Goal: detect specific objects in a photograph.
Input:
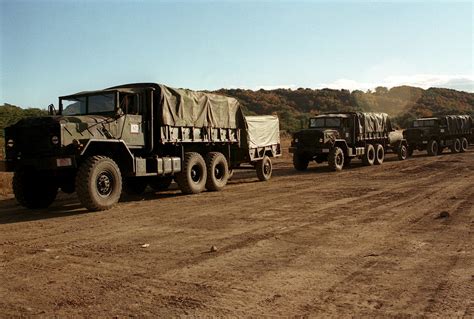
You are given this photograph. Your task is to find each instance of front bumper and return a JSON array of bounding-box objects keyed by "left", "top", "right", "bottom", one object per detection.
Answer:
[
  {"left": 1, "top": 156, "right": 77, "bottom": 171},
  {"left": 289, "top": 145, "right": 330, "bottom": 154}
]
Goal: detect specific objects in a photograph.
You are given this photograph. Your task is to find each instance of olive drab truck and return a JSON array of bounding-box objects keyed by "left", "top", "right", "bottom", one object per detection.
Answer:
[
  {"left": 403, "top": 115, "right": 472, "bottom": 156},
  {"left": 1, "top": 83, "right": 281, "bottom": 211},
  {"left": 289, "top": 112, "right": 408, "bottom": 171}
]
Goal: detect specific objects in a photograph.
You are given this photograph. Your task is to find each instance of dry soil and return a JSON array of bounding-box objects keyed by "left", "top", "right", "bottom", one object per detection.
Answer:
[{"left": 0, "top": 144, "right": 473, "bottom": 317}]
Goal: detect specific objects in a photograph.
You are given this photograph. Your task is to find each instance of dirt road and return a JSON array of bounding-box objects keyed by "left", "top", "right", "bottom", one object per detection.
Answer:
[{"left": 1, "top": 147, "right": 473, "bottom": 317}]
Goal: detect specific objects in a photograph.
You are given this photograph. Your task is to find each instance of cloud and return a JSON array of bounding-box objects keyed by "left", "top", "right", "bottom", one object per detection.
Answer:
[{"left": 319, "top": 74, "right": 474, "bottom": 92}]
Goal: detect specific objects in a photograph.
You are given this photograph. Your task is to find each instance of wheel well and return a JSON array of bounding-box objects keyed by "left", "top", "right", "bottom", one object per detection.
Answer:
[{"left": 81, "top": 141, "right": 134, "bottom": 175}]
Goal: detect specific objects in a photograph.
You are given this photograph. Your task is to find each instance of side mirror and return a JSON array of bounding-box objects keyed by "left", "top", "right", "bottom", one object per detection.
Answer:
[{"left": 48, "top": 104, "right": 56, "bottom": 115}]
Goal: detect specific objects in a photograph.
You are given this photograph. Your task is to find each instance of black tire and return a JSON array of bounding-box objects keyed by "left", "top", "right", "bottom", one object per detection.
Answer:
[
  {"left": 362, "top": 144, "right": 375, "bottom": 166},
  {"left": 451, "top": 138, "right": 461, "bottom": 153},
  {"left": 205, "top": 152, "right": 229, "bottom": 191},
  {"left": 149, "top": 176, "right": 173, "bottom": 191},
  {"left": 176, "top": 152, "right": 207, "bottom": 194},
  {"left": 76, "top": 156, "right": 122, "bottom": 211},
  {"left": 427, "top": 140, "right": 438, "bottom": 156},
  {"left": 374, "top": 144, "right": 384, "bottom": 165},
  {"left": 293, "top": 153, "right": 309, "bottom": 171},
  {"left": 398, "top": 144, "right": 408, "bottom": 161},
  {"left": 328, "top": 147, "right": 344, "bottom": 171},
  {"left": 460, "top": 137, "right": 468, "bottom": 152},
  {"left": 13, "top": 169, "right": 57, "bottom": 209},
  {"left": 123, "top": 177, "right": 148, "bottom": 195},
  {"left": 256, "top": 156, "right": 272, "bottom": 181}
]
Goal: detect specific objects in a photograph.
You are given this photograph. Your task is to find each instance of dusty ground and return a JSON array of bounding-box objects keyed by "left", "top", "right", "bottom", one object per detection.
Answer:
[{"left": 0, "top": 143, "right": 473, "bottom": 317}]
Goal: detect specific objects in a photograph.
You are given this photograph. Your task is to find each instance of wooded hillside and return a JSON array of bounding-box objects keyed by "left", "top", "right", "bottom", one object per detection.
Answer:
[
  {"left": 1, "top": 86, "right": 473, "bottom": 137},
  {"left": 216, "top": 86, "right": 474, "bottom": 131}
]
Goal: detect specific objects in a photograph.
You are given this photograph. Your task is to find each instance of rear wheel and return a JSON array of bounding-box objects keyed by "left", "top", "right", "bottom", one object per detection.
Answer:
[
  {"left": 293, "top": 153, "right": 309, "bottom": 171},
  {"left": 13, "top": 169, "right": 58, "bottom": 209},
  {"left": 328, "top": 147, "right": 344, "bottom": 171},
  {"left": 451, "top": 138, "right": 461, "bottom": 153},
  {"left": 76, "top": 156, "right": 122, "bottom": 211},
  {"left": 149, "top": 176, "right": 173, "bottom": 191},
  {"left": 205, "top": 152, "right": 229, "bottom": 191},
  {"left": 374, "top": 144, "right": 384, "bottom": 165},
  {"left": 460, "top": 137, "right": 468, "bottom": 152},
  {"left": 256, "top": 156, "right": 272, "bottom": 181},
  {"left": 427, "top": 140, "right": 438, "bottom": 156},
  {"left": 362, "top": 144, "right": 375, "bottom": 166},
  {"left": 176, "top": 152, "right": 207, "bottom": 194}
]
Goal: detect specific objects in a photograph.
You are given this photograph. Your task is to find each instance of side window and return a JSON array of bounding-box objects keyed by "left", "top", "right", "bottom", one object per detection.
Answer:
[{"left": 121, "top": 94, "right": 140, "bottom": 115}]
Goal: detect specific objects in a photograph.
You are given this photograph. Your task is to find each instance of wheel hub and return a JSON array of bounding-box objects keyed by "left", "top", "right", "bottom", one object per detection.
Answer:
[
  {"left": 191, "top": 165, "right": 201, "bottom": 183},
  {"left": 97, "top": 172, "right": 113, "bottom": 196}
]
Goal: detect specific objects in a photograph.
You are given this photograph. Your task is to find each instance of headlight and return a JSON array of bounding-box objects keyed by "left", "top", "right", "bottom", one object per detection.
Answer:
[
  {"left": 319, "top": 138, "right": 323, "bottom": 143},
  {"left": 6, "top": 139, "right": 14, "bottom": 147},
  {"left": 294, "top": 138, "right": 299, "bottom": 143},
  {"left": 51, "top": 136, "right": 59, "bottom": 145}
]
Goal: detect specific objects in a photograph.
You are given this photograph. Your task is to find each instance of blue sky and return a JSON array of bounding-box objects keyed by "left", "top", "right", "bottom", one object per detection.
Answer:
[{"left": 1, "top": 0, "right": 473, "bottom": 108}]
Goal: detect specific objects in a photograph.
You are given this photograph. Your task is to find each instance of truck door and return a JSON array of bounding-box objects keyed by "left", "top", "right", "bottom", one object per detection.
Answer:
[{"left": 118, "top": 93, "right": 145, "bottom": 147}]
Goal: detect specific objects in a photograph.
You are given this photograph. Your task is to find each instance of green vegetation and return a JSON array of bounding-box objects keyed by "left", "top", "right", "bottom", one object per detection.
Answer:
[
  {"left": 217, "top": 86, "right": 474, "bottom": 131},
  {"left": 1, "top": 86, "right": 473, "bottom": 135},
  {"left": 0, "top": 104, "right": 48, "bottom": 138}
]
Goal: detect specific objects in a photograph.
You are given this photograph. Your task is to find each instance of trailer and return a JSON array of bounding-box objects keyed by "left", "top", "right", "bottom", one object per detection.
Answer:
[{"left": 1, "top": 83, "right": 281, "bottom": 211}]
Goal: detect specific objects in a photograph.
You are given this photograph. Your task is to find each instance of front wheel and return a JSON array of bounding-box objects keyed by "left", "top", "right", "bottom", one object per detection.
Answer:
[
  {"left": 13, "top": 169, "right": 57, "bottom": 209},
  {"left": 256, "top": 156, "right": 272, "bottom": 181},
  {"left": 398, "top": 144, "right": 408, "bottom": 161},
  {"left": 427, "top": 140, "right": 438, "bottom": 156},
  {"left": 76, "top": 156, "right": 122, "bottom": 211},
  {"left": 293, "top": 153, "right": 309, "bottom": 171},
  {"left": 328, "top": 147, "right": 344, "bottom": 171}
]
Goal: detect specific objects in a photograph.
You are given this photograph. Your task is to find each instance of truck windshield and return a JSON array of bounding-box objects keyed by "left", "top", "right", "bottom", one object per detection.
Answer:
[
  {"left": 413, "top": 120, "right": 436, "bottom": 128},
  {"left": 309, "top": 117, "right": 341, "bottom": 128},
  {"left": 61, "top": 93, "right": 115, "bottom": 115}
]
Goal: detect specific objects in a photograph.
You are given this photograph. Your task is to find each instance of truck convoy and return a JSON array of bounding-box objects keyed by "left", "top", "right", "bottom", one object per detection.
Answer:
[
  {"left": 289, "top": 112, "right": 408, "bottom": 171},
  {"left": 1, "top": 83, "right": 281, "bottom": 211},
  {"left": 403, "top": 115, "right": 472, "bottom": 156}
]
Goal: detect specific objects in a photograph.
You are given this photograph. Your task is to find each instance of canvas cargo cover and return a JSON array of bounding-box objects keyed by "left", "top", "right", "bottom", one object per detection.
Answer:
[
  {"left": 356, "top": 112, "right": 391, "bottom": 134},
  {"left": 159, "top": 85, "right": 243, "bottom": 129},
  {"left": 444, "top": 115, "right": 472, "bottom": 132},
  {"left": 244, "top": 115, "right": 280, "bottom": 149}
]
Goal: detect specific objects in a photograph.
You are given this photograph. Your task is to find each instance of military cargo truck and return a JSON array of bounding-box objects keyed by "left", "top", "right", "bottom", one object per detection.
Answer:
[
  {"left": 403, "top": 115, "right": 472, "bottom": 156},
  {"left": 1, "top": 83, "right": 281, "bottom": 211},
  {"left": 289, "top": 112, "right": 407, "bottom": 171}
]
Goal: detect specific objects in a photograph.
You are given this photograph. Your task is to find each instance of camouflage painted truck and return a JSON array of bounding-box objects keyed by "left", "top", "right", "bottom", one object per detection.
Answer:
[
  {"left": 289, "top": 112, "right": 407, "bottom": 171},
  {"left": 403, "top": 115, "right": 472, "bottom": 156},
  {"left": 1, "top": 83, "right": 281, "bottom": 211}
]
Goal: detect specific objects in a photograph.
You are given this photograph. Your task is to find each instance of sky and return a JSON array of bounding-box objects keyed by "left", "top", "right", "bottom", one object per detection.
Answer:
[{"left": 1, "top": 0, "right": 473, "bottom": 108}]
